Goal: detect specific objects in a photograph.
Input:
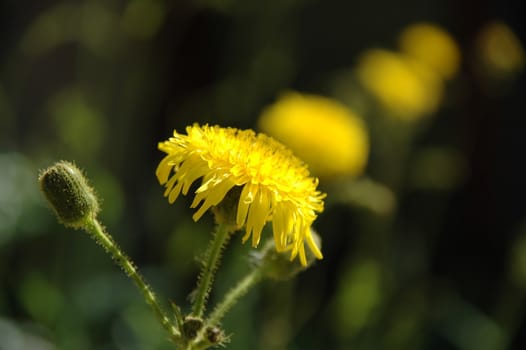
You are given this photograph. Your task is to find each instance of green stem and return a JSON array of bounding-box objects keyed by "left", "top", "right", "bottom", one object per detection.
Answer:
[
  {"left": 207, "top": 268, "right": 263, "bottom": 326},
  {"left": 83, "top": 216, "right": 180, "bottom": 340},
  {"left": 191, "top": 223, "right": 232, "bottom": 318}
]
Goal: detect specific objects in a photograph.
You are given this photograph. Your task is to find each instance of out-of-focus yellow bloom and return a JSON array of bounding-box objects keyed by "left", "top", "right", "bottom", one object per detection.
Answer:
[
  {"left": 398, "top": 22, "right": 461, "bottom": 80},
  {"left": 258, "top": 92, "right": 369, "bottom": 179},
  {"left": 476, "top": 21, "right": 525, "bottom": 78},
  {"left": 156, "top": 124, "right": 325, "bottom": 266},
  {"left": 356, "top": 49, "right": 444, "bottom": 120}
]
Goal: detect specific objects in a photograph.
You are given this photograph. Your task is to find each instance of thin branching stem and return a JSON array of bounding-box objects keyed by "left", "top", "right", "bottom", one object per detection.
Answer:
[
  {"left": 206, "top": 268, "right": 263, "bottom": 327},
  {"left": 191, "top": 223, "right": 233, "bottom": 318},
  {"left": 84, "top": 216, "right": 180, "bottom": 341}
]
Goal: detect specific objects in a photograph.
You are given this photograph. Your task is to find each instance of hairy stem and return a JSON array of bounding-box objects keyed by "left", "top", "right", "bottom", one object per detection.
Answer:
[
  {"left": 191, "top": 223, "right": 232, "bottom": 318},
  {"left": 84, "top": 216, "right": 180, "bottom": 340},
  {"left": 207, "top": 268, "right": 263, "bottom": 327}
]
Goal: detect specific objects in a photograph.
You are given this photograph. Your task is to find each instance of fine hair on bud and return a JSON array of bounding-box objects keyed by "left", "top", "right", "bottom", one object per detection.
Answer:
[{"left": 39, "top": 161, "right": 100, "bottom": 229}]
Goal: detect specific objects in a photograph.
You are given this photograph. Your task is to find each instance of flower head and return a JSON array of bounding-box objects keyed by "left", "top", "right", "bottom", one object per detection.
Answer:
[
  {"left": 258, "top": 92, "right": 369, "bottom": 179},
  {"left": 156, "top": 124, "right": 326, "bottom": 266},
  {"left": 398, "top": 22, "right": 461, "bottom": 80},
  {"left": 476, "top": 21, "right": 525, "bottom": 79},
  {"left": 356, "top": 48, "right": 443, "bottom": 120}
]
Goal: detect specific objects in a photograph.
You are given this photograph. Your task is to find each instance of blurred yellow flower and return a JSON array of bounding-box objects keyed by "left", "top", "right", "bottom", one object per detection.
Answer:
[
  {"left": 156, "top": 124, "right": 325, "bottom": 266},
  {"left": 356, "top": 49, "right": 444, "bottom": 120},
  {"left": 398, "top": 22, "right": 461, "bottom": 80},
  {"left": 258, "top": 92, "right": 369, "bottom": 178},
  {"left": 476, "top": 21, "right": 525, "bottom": 78}
]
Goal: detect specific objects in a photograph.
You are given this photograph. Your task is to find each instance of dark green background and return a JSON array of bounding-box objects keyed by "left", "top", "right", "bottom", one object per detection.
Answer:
[{"left": 1, "top": 0, "right": 525, "bottom": 349}]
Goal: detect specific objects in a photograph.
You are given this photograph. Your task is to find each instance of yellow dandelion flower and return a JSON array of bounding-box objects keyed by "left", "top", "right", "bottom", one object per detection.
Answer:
[
  {"left": 476, "top": 21, "right": 525, "bottom": 78},
  {"left": 156, "top": 124, "right": 326, "bottom": 266},
  {"left": 356, "top": 48, "right": 444, "bottom": 120},
  {"left": 398, "top": 22, "right": 461, "bottom": 80},
  {"left": 258, "top": 92, "right": 369, "bottom": 179}
]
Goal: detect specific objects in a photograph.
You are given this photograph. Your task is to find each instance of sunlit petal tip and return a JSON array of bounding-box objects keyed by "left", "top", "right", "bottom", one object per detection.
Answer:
[
  {"left": 162, "top": 175, "right": 176, "bottom": 193},
  {"left": 241, "top": 230, "right": 251, "bottom": 244},
  {"left": 190, "top": 193, "right": 204, "bottom": 209},
  {"left": 272, "top": 226, "right": 286, "bottom": 252},
  {"left": 251, "top": 229, "right": 262, "bottom": 247},
  {"left": 156, "top": 159, "right": 171, "bottom": 184},
  {"left": 298, "top": 246, "right": 308, "bottom": 267},
  {"left": 289, "top": 248, "right": 299, "bottom": 262},
  {"left": 167, "top": 189, "right": 180, "bottom": 204},
  {"left": 236, "top": 201, "right": 250, "bottom": 227},
  {"left": 304, "top": 229, "right": 322, "bottom": 258},
  {"left": 192, "top": 203, "right": 210, "bottom": 222}
]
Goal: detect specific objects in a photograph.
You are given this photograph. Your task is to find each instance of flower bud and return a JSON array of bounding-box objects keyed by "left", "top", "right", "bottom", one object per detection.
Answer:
[
  {"left": 205, "top": 326, "right": 225, "bottom": 345},
  {"left": 39, "top": 161, "right": 99, "bottom": 228},
  {"left": 210, "top": 186, "right": 242, "bottom": 228},
  {"left": 182, "top": 316, "right": 203, "bottom": 339},
  {"left": 254, "top": 229, "right": 322, "bottom": 280}
]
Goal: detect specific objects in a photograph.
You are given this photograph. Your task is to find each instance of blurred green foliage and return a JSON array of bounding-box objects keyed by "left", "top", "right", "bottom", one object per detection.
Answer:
[{"left": 1, "top": 0, "right": 525, "bottom": 349}]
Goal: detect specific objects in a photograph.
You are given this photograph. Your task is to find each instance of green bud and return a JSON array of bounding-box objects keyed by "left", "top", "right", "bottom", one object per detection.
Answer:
[
  {"left": 182, "top": 316, "right": 203, "bottom": 339},
  {"left": 39, "top": 161, "right": 99, "bottom": 229},
  {"left": 255, "top": 229, "right": 322, "bottom": 281},
  {"left": 203, "top": 325, "right": 229, "bottom": 346},
  {"left": 211, "top": 185, "right": 242, "bottom": 228},
  {"left": 205, "top": 326, "right": 224, "bottom": 344}
]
